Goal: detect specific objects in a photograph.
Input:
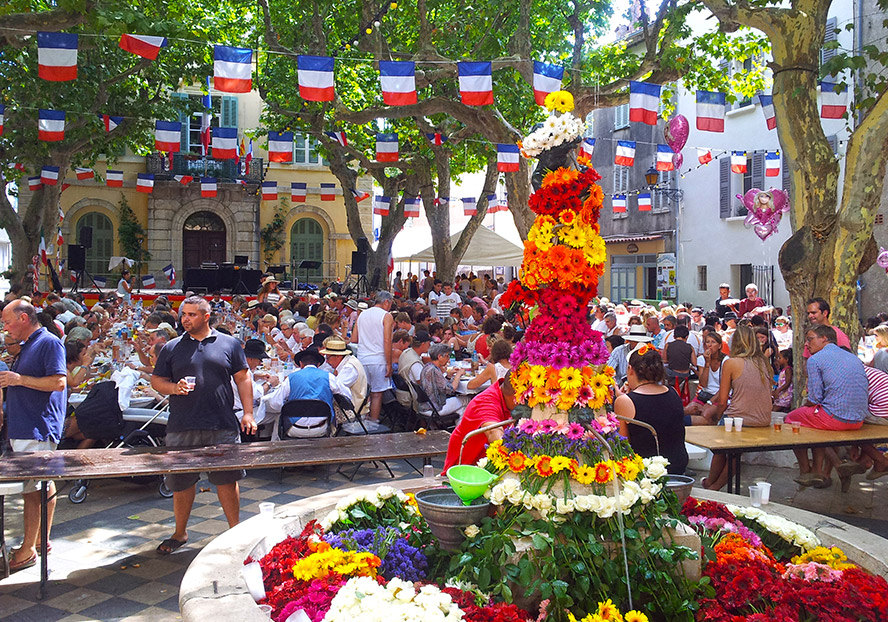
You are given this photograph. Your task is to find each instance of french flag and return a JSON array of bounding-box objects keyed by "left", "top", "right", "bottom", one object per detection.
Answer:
[
  {"left": 425, "top": 132, "right": 447, "bottom": 145},
  {"left": 629, "top": 81, "right": 660, "bottom": 125},
  {"left": 656, "top": 144, "right": 674, "bottom": 171},
  {"left": 373, "top": 196, "right": 391, "bottom": 216},
  {"left": 697, "top": 147, "right": 713, "bottom": 165},
  {"left": 765, "top": 152, "right": 780, "bottom": 177},
  {"left": 696, "top": 91, "right": 726, "bottom": 132},
  {"left": 291, "top": 182, "right": 307, "bottom": 202},
  {"left": 154, "top": 121, "right": 181, "bottom": 152},
  {"left": 40, "top": 166, "right": 60, "bottom": 186},
  {"left": 28, "top": 177, "right": 43, "bottom": 191},
  {"left": 820, "top": 81, "right": 848, "bottom": 118},
  {"left": 487, "top": 194, "right": 501, "bottom": 212},
  {"left": 38, "top": 109, "right": 66, "bottom": 141},
  {"left": 758, "top": 94, "right": 776, "bottom": 130},
  {"left": 376, "top": 133, "right": 399, "bottom": 162},
  {"left": 404, "top": 197, "right": 421, "bottom": 218},
  {"left": 106, "top": 170, "right": 124, "bottom": 187},
  {"left": 350, "top": 188, "right": 370, "bottom": 202},
  {"left": 75, "top": 167, "right": 94, "bottom": 180},
  {"left": 320, "top": 183, "right": 336, "bottom": 201},
  {"left": 93, "top": 276, "right": 108, "bottom": 288},
  {"left": 268, "top": 131, "right": 293, "bottom": 162},
  {"left": 497, "top": 144, "right": 520, "bottom": 172},
  {"left": 614, "top": 140, "right": 636, "bottom": 167},
  {"left": 637, "top": 192, "right": 652, "bottom": 212},
  {"left": 0, "top": 104, "right": 3, "bottom": 136},
  {"left": 201, "top": 177, "right": 217, "bottom": 198},
  {"left": 261, "top": 181, "right": 278, "bottom": 201},
  {"left": 136, "top": 173, "right": 154, "bottom": 193},
  {"left": 212, "top": 127, "right": 238, "bottom": 159},
  {"left": 174, "top": 175, "right": 193, "bottom": 185},
  {"left": 613, "top": 195, "right": 627, "bottom": 213},
  {"left": 325, "top": 131, "right": 347, "bottom": 146},
  {"left": 532, "top": 61, "right": 563, "bottom": 106},
  {"left": 141, "top": 274, "right": 156, "bottom": 289},
  {"left": 214, "top": 45, "right": 252, "bottom": 93},
  {"left": 119, "top": 34, "right": 168, "bottom": 60},
  {"left": 435, "top": 197, "right": 449, "bottom": 207},
  {"left": 379, "top": 60, "right": 417, "bottom": 106},
  {"left": 462, "top": 197, "right": 477, "bottom": 215},
  {"left": 163, "top": 263, "right": 176, "bottom": 286},
  {"left": 580, "top": 137, "right": 595, "bottom": 158},
  {"left": 458, "top": 62, "right": 493, "bottom": 106},
  {"left": 731, "top": 151, "right": 747, "bottom": 174},
  {"left": 102, "top": 114, "right": 122, "bottom": 132},
  {"left": 37, "top": 32, "right": 78, "bottom": 81},
  {"left": 298, "top": 55, "right": 335, "bottom": 101}
]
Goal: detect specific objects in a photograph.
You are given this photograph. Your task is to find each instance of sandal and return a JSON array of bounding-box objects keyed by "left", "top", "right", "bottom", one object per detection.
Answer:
[
  {"left": 156, "top": 537, "right": 188, "bottom": 555},
  {"left": 8, "top": 552, "right": 37, "bottom": 573},
  {"left": 812, "top": 476, "right": 832, "bottom": 489}
]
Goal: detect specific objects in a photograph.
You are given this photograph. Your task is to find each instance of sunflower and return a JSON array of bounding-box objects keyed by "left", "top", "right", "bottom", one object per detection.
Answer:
[
  {"left": 593, "top": 461, "right": 614, "bottom": 484},
  {"left": 534, "top": 455, "right": 555, "bottom": 477},
  {"left": 558, "top": 367, "right": 583, "bottom": 390},
  {"left": 507, "top": 451, "right": 529, "bottom": 473},
  {"left": 544, "top": 90, "right": 575, "bottom": 113},
  {"left": 574, "top": 463, "right": 595, "bottom": 485}
]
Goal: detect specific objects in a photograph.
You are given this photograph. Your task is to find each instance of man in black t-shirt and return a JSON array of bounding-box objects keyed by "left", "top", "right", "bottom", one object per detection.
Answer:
[
  {"left": 151, "top": 296, "right": 255, "bottom": 555},
  {"left": 665, "top": 326, "right": 695, "bottom": 379}
]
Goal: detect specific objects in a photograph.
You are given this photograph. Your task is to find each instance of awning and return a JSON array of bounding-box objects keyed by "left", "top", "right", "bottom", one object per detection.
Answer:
[
  {"left": 394, "top": 225, "right": 525, "bottom": 266},
  {"left": 601, "top": 234, "right": 663, "bottom": 244}
]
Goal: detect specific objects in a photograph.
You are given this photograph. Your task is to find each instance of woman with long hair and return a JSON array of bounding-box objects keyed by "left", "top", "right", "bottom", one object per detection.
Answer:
[
  {"left": 257, "top": 278, "right": 282, "bottom": 306},
  {"left": 685, "top": 331, "right": 727, "bottom": 423},
  {"left": 467, "top": 338, "right": 513, "bottom": 391},
  {"left": 703, "top": 324, "right": 774, "bottom": 489}
]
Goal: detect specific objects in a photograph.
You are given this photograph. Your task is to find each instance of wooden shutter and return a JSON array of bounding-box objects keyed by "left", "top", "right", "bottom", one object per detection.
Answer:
[
  {"left": 719, "top": 156, "right": 731, "bottom": 218},
  {"left": 171, "top": 93, "right": 190, "bottom": 153},
  {"left": 827, "top": 134, "right": 838, "bottom": 157},
  {"left": 221, "top": 96, "right": 238, "bottom": 129},
  {"left": 821, "top": 17, "right": 838, "bottom": 70},
  {"left": 782, "top": 154, "right": 791, "bottom": 192},
  {"left": 751, "top": 151, "right": 764, "bottom": 189}
]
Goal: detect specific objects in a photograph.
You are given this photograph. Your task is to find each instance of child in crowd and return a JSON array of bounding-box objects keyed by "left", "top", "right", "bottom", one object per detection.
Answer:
[
  {"left": 772, "top": 348, "right": 793, "bottom": 412},
  {"left": 664, "top": 325, "right": 695, "bottom": 379}
]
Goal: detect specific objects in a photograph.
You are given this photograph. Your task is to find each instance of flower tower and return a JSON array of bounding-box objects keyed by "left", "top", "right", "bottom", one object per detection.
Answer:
[{"left": 504, "top": 91, "right": 615, "bottom": 425}]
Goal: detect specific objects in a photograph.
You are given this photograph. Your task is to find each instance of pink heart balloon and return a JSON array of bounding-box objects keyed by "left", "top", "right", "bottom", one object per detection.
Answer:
[
  {"left": 744, "top": 211, "right": 759, "bottom": 228},
  {"left": 739, "top": 188, "right": 762, "bottom": 213},
  {"left": 754, "top": 223, "right": 774, "bottom": 241},
  {"left": 664, "top": 115, "right": 689, "bottom": 152},
  {"left": 878, "top": 247, "right": 888, "bottom": 269},
  {"left": 770, "top": 189, "right": 788, "bottom": 213},
  {"left": 672, "top": 151, "right": 683, "bottom": 170}
]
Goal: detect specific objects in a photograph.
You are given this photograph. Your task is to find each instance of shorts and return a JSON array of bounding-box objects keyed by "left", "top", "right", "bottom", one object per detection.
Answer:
[
  {"left": 10, "top": 439, "right": 58, "bottom": 494},
  {"left": 785, "top": 405, "right": 864, "bottom": 431},
  {"left": 163, "top": 429, "right": 245, "bottom": 492},
  {"left": 693, "top": 389, "right": 716, "bottom": 405},
  {"left": 363, "top": 363, "right": 392, "bottom": 393}
]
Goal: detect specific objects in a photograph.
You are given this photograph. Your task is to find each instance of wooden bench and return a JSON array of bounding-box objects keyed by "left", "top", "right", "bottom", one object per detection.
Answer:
[
  {"left": 685, "top": 423, "right": 888, "bottom": 494},
  {"left": 0, "top": 431, "right": 450, "bottom": 598}
]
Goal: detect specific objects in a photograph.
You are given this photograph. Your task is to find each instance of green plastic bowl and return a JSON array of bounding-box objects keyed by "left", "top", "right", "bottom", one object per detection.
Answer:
[{"left": 446, "top": 465, "right": 496, "bottom": 506}]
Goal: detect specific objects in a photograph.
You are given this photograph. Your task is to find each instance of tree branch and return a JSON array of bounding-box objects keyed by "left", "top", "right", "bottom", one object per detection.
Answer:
[{"left": 0, "top": 2, "right": 94, "bottom": 46}]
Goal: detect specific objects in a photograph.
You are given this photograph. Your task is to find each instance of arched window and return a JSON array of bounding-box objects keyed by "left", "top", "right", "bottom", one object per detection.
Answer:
[
  {"left": 183, "top": 211, "right": 226, "bottom": 268},
  {"left": 290, "top": 218, "right": 323, "bottom": 281},
  {"left": 75, "top": 212, "right": 114, "bottom": 279}
]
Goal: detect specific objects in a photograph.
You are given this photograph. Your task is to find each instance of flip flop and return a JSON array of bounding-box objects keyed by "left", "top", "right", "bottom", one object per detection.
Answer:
[
  {"left": 156, "top": 537, "right": 187, "bottom": 555},
  {"left": 866, "top": 468, "right": 888, "bottom": 481},
  {"left": 8, "top": 552, "right": 37, "bottom": 573},
  {"left": 36, "top": 540, "right": 52, "bottom": 555},
  {"left": 812, "top": 476, "right": 832, "bottom": 489}
]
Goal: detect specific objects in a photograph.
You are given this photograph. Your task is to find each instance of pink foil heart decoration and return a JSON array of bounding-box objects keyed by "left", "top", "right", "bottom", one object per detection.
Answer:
[{"left": 664, "top": 115, "right": 689, "bottom": 152}]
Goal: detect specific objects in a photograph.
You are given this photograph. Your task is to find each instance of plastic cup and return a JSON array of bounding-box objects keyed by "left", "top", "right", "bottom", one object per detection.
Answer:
[
  {"left": 756, "top": 481, "right": 771, "bottom": 504},
  {"left": 772, "top": 414, "right": 784, "bottom": 431},
  {"left": 749, "top": 484, "right": 762, "bottom": 507},
  {"left": 792, "top": 422, "right": 801, "bottom": 434},
  {"left": 184, "top": 375, "right": 196, "bottom": 391},
  {"left": 257, "top": 604, "right": 273, "bottom": 619},
  {"left": 241, "top": 561, "right": 267, "bottom": 601},
  {"left": 734, "top": 417, "right": 744, "bottom": 431},
  {"left": 723, "top": 417, "right": 734, "bottom": 432},
  {"left": 258, "top": 502, "right": 275, "bottom": 520}
]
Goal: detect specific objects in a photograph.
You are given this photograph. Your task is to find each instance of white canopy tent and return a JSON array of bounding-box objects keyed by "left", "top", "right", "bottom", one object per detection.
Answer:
[{"left": 394, "top": 226, "right": 525, "bottom": 266}]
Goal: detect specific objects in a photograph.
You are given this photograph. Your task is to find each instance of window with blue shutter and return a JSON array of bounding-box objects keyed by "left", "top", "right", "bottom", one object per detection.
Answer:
[
  {"left": 719, "top": 157, "right": 731, "bottom": 218},
  {"left": 171, "top": 92, "right": 191, "bottom": 153},
  {"left": 221, "top": 96, "right": 238, "bottom": 129}
]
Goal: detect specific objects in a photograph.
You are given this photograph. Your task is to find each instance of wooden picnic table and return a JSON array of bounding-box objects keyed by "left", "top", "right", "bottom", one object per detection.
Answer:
[
  {"left": 0, "top": 431, "right": 450, "bottom": 598},
  {"left": 685, "top": 423, "right": 888, "bottom": 494}
]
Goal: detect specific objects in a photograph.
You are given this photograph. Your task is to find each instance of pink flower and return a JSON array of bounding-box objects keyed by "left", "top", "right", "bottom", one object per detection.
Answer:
[
  {"left": 519, "top": 419, "right": 539, "bottom": 435},
  {"left": 566, "top": 423, "right": 586, "bottom": 440},
  {"left": 538, "top": 419, "right": 559, "bottom": 434}
]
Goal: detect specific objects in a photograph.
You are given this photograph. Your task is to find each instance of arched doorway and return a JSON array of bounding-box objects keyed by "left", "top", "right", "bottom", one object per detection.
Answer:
[
  {"left": 290, "top": 218, "right": 324, "bottom": 281},
  {"left": 75, "top": 212, "right": 113, "bottom": 279},
  {"left": 183, "top": 211, "right": 226, "bottom": 269}
]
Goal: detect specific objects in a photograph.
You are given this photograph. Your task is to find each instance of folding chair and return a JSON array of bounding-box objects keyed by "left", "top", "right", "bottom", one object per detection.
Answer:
[
  {"left": 391, "top": 374, "right": 420, "bottom": 431},
  {"left": 334, "top": 394, "right": 394, "bottom": 480},
  {"left": 278, "top": 399, "right": 333, "bottom": 439},
  {"left": 410, "top": 380, "right": 459, "bottom": 431}
]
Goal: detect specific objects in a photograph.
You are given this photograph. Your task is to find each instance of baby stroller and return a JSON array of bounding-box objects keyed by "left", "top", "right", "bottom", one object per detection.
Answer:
[{"left": 63, "top": 381, "right": 171, "bottom": 504}]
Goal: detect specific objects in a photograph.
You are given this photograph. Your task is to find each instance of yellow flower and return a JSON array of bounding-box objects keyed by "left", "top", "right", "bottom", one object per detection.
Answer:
[
  {"left": 583, "top": 234, "right": 607, "bottom": 266},
  {"left": 616, "top": 457, "right": 640, "bottom": 481},
  {"left": 574, "top": 463, "right": 595, "bottom": 485},
  {"left": 550, "top": 456, "right": 572, "bottom": 474},
  {"left": 556, "top": 387, "right": 579, "bottom": 410},
  {"left": 558, "top": 367, "right": 583, "bottom": 390},
  {"left": 529, "top": 365, "right": 548, "bottom": 388},
  {"left": 624, "top": 612, "right": 649, "bottom": 622},
  {"left": 597, "top": 599, "right": 623, "bottom": 622},
  {"left": 587, "top": 392, "right": 607, "bottom": 410},
  {"left": 593, "top": 461, "right": 614, "bottom": 484},
  {"left": 558, "top": 224, "right": 587, "bottom": 248},
  {"left": 544, "top": 90, "right": 575, "bottom": 113}
]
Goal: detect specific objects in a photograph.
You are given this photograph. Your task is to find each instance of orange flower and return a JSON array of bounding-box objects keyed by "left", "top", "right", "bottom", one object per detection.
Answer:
[
  {"left": 593, "top": 461, "right": 614, "bottom": 484},
  {"left": 576, "top": 154, "right": 592, "bottom": 167},
  {"left": 559, "top": 209, "right": 577, "bottom": 226},
  {"left": 507, "top": 451, "right": 528, "bottom": 473},
  {"left": 534, "top": 455, "right": 555, "bottom": 477}
]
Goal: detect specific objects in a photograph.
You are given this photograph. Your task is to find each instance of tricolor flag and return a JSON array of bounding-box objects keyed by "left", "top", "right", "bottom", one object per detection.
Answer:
[
  {"left": 174, "top": 175, "right": 193, "bottom": 185},
  {"left": 41, "top": 166, "right": 60, "bottom": 185},
  {"left": 261, "top": 181, "right": 278, "bottom": 201},
  {"left": 298, "top": 55, "right": 335, "bottom": 101},
  {"left": 614, "top": 140, "right": 636, "bottom": 167},
  {"left": 28, "top": 176, "right": 43, "bottom": 191},
  {"left": 457, "top": 61, "right": 493, "bottom": 106},
  {"left": 37, "top": 32, "right": 78, "bottom": 81},
  {"left": 404, "top": 197, "right": 421, "bottom": 218},
  {"left": 267, "top": 131, "right": 294, "bottom": 162},
  {"left": 136, "top": 173, "right": 154, "bottom": 193},
  {"left": 59, "top": 205, "right": 65, "bottom": 222},
  {"left": 38, "top": 109, "right": 66, "bottom": 141},
  {"left": 106, "top": 170, "right": 123, "bottom": 187},
  {"left": 765, "top": 151, "right": 780, "bottom": 177},
  {"left": 379, "top": 60, "right": 417, "bottom": 106},
  {"left": 697, "top": 147, "right": 713, "bottom": 165},
  {"left": 14, "top": 163, "right": 25, "bottom": 171},
  {"left": 291, "top": 182, "right": 307, "bottom": 202},
  {"left": 61, "top": 183, "right": 71, "bottom": 192},
  {"left": 57, "top": 228, "right": 64, "bottom": 246},
  {"left": 656, "top": 144, "right": 675, "bottom": 171},
  {"left": 820, "top": 81, "right": 848, "bottom": 119},
  {"left": 637, "top": 193, "right": 652, "bottom": 212},
  {"left": 436, "top": 197, "right": 450, "bottom": 207},
  {"left": 200, "top": 77, "right": 212, "bottom": 156},
  {"left": 462, "top": 197, "right": 477, "bottom": 215},
  {"left": 201, "top": 178, "right": 217, "bottom": 197},
  {"left": 376, "top": 133, "right": 399, "bottom": 162},
  {"left": 141, "top": 274, "right": 156, "bottom": 289},
  {"left": 163, "top": 263, "right": 176, "bottom": 286},
  {"left": 580, "top": 137, "right": 595, "bottom": 159},
  {"left": 154, "top": 121, "right": 182, "bottom": 152},
  {"left": 613, "top": 195, "right": 627, "bottom": 213},
  {"left": 325, "top": 131, "right": 347, "bottom": 146},
  {"left": 119, "top": 33, "right": 168, "bottom": 60},
  {"left": 497, "top": 144, "right": 520, "bottom": 172},
  {"left": 349, "top": 188, "right": 370, "bottom": 202},
  {"left": 425, "top": 132, "right": 447, "bottom": 145},
  {"left": 696, "top": 91, "right": 726, "bottom": 132},
  {"left": 320, "top": 183, "right": 336, "bottom": 201},
  {"left": 731, "top": 151, "right": 747, "bottom": 174},
  {"left": 758, "top": 94, "right": 776, "bottom": 130},
  {"left": 214, "top": 45, "right": 252, "bottom": 93},
  {"left": 75, "top": 167, "right": 94, "bottom": 180},
  {"left": 93, "top": 275, "right": 108, "bottom": 288},
  {"left": 532, "top": 61, "right": 563, "bottom": 106},
  {"left": 212, "top": 126, "right": 238, "bottom": 159},
  {"left": 629, "top": 81, "right": 661, "bottom": 125},
  {"left": 486, "top": 194, "right": 500, "bottom": 212},
  {"left": 102, "top": 114, "right": 122, "bottom": 133},
  {"left": 39, "top": 232, "right": 48, "bottom": 265},
  {"left": 0, "top": 104, "right": 4, "bottom": 136},
  {"left": 373, "top": 196, "right": 391, "bottom": 216},
  {"left": 243, "top": 138, "right": 253, "bottom": 166}
]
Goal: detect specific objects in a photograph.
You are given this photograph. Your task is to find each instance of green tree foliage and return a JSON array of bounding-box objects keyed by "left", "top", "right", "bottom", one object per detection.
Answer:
[{"left": 117, "top": 195, "right": 150, "bottom": 263}]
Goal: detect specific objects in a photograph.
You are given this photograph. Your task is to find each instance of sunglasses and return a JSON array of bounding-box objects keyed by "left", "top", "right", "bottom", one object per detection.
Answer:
[{"left": 775, "top": 322, "right": 786, "bottom": 326}]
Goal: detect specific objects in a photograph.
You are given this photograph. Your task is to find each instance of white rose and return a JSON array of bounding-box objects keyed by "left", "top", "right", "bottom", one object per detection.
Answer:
[
  {"left": 375, "top": 485, "right": 397, "bottom": 500},
  {"left": 597, "top": 497, "right": 617, "bottom": 519},
  {"left": 556, "top": 498, "right": 575, "bottom": 515},
  {"left": 573, "top": 494, "right": 593, "bottom": 512},
  {"left": 500, "top": 477, "right": 521, "bottom": 496},
  {"left": 475, "top": 457, "right": 488, "bottom": 468},
  {"left": 532, "top": 493, "right": 553, "bottom": 516},
  {"left": 321, "top": 509, "right": 340, "bottom": 529},
  {"left": 464, "top": 524, "right": 480, "bottom": 538},
  {"left": 489, "top": 485, "right": 507, "bottom": 506}
]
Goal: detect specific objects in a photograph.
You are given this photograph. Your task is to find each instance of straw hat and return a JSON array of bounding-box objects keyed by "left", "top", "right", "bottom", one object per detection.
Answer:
[{"left": 319, "top": 339, "right": 351, "bottom": 356}]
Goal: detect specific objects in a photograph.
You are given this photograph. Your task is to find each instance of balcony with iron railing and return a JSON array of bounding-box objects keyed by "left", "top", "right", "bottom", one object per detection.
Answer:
[{"left": 146, "top": 154, "right": 264, "bottom": 181}]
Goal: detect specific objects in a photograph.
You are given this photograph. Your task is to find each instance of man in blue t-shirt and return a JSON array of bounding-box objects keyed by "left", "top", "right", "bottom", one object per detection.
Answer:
[{"left": 0, "top": 300, "right": 67, "bottom": 573}]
